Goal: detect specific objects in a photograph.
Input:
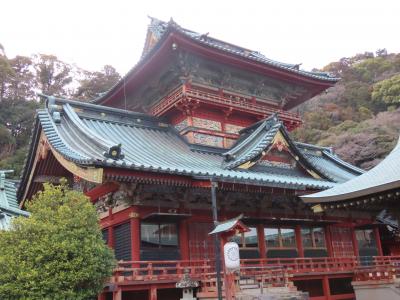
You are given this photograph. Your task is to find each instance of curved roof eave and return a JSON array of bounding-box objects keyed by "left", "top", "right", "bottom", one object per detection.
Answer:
[{"left": 302, "top": 139, "right": 400, "bottom": 203}]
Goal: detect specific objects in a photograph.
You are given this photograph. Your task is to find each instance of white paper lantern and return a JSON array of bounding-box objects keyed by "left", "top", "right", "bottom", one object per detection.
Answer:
[{"left": 224, "top": 242, "right": 240, "bottom": 270}]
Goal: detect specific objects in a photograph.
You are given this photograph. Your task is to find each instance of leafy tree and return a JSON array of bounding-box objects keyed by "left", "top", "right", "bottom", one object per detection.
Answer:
[
  {"left": 75, "top": 65, "right": 121, "bottom": 100},
  {"left": 33, "top": 54, "right": 73, "bottom": 97},
  {"left": 372, "top": 74, "right": 400, "bottom": 105},
  {"left": 0, "top": 51, "right": 14, "bottom": 101},
  {"left": 8, "top": 55, "right": 35, "bottom": 100},
  {"left": 0, "top": 182, "right": 115, "bottom": 300}
]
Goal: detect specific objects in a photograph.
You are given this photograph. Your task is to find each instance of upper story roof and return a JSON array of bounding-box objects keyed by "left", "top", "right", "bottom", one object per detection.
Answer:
[
  {"left": 142, "top": 17, "right": 338, "bottom": 82},
  {"left": 18, "top": 96, "right": 363, "bottom": 202},
  {"left": 0, "top": 171, "right": 29, "bottom": 217},
  {"left": 93, "top": 18, "right": 339, "bottom": 108},
  {"left": 302, "top": 138, "right": 400, "bottom": 204}
]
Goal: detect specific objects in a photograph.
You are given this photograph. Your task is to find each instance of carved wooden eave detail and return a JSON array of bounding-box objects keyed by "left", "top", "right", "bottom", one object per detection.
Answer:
[
  {"left": 22, "top": 132, "right": 104, "bottom": 205},
  {"left": 50, "top": 146, "right": 103, "bottom": 184}
]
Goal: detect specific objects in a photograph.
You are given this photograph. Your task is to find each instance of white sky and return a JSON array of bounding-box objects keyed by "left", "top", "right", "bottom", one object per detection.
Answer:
[{"left": 1, "top": 0, "right": 399, "bottom": 75}]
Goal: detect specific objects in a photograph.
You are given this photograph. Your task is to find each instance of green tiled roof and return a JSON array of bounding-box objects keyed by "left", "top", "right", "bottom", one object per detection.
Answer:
[
  {"left": 0, "top": 171, "right": 29, "bottom": 217},
  {"left": 302, "top": 138, "right": 400, "bottom": 204},
  {"left": 19, "top": 97, "right": 363, "bottom": 201}
]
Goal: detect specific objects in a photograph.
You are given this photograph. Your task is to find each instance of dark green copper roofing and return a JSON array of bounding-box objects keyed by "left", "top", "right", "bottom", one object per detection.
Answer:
[
  {"left": 222, "top": 114, "right": 362, "bottom": 181},
  {"left": 302, "top": 138, "right": 400, "bottom": 204},
  {"left": 0, "top": 171, "right": 29, "bottom": 217},
  {"left": 18, "top": 97, "right": 363, "bottom": 202},
  {"left": 92, "top": 18, "right": 339, "bottom": 105}
]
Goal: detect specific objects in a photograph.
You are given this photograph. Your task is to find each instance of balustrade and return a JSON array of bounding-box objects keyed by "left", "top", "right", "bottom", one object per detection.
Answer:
[
  {"left": 150, "top": 86, "right": 302, "bottom": 125},
  {"left": 112, "top": 256, "right": 400, "bottom": 284}
]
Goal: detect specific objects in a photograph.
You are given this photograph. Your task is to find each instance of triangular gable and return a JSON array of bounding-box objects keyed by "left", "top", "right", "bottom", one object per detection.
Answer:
[
  {"left": 142, "top": 17, "right": 169, "bottom": 57},
  {"left": 222, "top": 115, "right": 325, "bottom": 180}
]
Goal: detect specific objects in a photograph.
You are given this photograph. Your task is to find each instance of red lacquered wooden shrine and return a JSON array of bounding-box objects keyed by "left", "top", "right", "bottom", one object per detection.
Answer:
[{"left": 18, "top": 18, "right": 400, "bottom": 300}]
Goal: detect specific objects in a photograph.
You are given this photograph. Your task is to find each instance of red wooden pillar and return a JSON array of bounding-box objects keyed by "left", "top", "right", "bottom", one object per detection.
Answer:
[
  {"left": 113, "top": 288, "right": 122, "bottom": 300},
  {"left": 98, "top": 292, "right": 106, "bottom": 300},
  {"left": 179, "top": 219, "right": 190, "bottom": 260},
  {"left": 325, "top": 226, "right": 334, "bottom": 257},
  {"left": 149, "top": 286, "right": 157, "bottom": 300},
  {"left": 257, "top": 224, "right": 266, "bottom": 259},
  {"left": 374, "top": 227, "right": 383, "bottom": 256},
  {"left": 130, "top": 206, "right": 140, "bottom": 261},
  {"left": 220, "top": 234, "right": 235, "bottom": 300},
  {"left": 108, "top": 227, "right": 114, "bottom": 249},
  {"left": 108, "top": 208, "right": 115, "bottom": 248},
  {"left": 322, "top": 275, "right": 331, "bottom": 300},
  {"left": 351, "top": 228, "right": 360, "bottom": 258},
  {"left": 295, "top": 225, "right": 304, "bottom": 258}
]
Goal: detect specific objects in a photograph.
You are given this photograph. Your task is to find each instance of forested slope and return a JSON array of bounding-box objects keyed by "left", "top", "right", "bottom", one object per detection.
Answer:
[
  {"left": 0, "top": 44, "right": 120, "bottom": 177},
  {"left": 293, "top": 49, "right": 400, "bottom": 169}
]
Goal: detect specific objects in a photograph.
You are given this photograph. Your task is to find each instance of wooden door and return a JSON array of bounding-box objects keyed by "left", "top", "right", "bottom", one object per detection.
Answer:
[
  {"left": 188, "top": 222, "right": 215, "bottom": 260},
  {"left": 330, "top": 227, "right": 354, "bottom": 257}
]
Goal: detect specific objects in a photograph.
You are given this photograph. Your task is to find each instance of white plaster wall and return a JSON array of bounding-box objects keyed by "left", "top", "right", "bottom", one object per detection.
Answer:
[{"left": 353, "top": 280, "right": 400, "bottom": 300}]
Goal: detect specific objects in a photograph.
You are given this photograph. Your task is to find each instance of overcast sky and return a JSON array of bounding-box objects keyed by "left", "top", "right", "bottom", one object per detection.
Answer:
[{"left": 1, "top": 0, "right": 399, "bottom": 75}]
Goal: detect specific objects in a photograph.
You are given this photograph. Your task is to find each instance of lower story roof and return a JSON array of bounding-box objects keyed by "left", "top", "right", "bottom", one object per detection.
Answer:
[{"left": 19, "top": 98, "right": 363, "bottom": 201}]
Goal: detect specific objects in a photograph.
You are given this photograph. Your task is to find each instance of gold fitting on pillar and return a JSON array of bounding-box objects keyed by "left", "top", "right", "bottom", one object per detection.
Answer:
[{"left": 129, "top": 212, "right": 140, "bottom": 219}]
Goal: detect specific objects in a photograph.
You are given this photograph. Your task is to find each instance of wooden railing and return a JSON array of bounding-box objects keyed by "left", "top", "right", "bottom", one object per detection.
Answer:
[
  {"left": 112, "top": 260, "right": 215, "bottom": 283},
  {"left": 111, "top": 256, "right": 400, "bottom": 284},
  {"left": 354, "top": 266, "right": 397, "bottom": 282},
  {"left": 149, "top": 85, "right": 302, "bottom": 126},
  {"left": 239, "top": 256, "right": 359, "bottom": 274}
]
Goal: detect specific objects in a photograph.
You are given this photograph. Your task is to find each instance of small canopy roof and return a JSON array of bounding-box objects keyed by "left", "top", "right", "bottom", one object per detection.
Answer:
[
  {"left": 209, "top": 215, "right": 250, "bottom": 235},
  {"left": 302, "top": 138, "right": 400, "bottom": 204}
]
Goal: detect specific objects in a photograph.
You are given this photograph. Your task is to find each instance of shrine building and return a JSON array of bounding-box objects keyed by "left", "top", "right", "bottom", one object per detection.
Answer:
[{"left": 18, "top": 18, "right": 400, "bottom": 300}]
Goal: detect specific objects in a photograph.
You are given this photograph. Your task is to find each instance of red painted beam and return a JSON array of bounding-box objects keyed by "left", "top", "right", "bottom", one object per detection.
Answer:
[{"left": 85, "top": 181, "right": 120, "bottom": 203}]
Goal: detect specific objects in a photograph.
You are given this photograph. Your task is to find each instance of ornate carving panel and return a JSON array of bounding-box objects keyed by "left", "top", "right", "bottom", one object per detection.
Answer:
[
  {"left": 225, "top": 138, "right": 237, "bottom": 148},
  {"left": 193, "top": 117, "right": 221, "bottom": 131},
  {"left": 174, "top": 118, "right": 189, "bottom": 131},
  {"left": 193, "top": 133, "right": 223, "bottom": 148},
  {"left": 225, "top": 124, "right": 244, "bottom": 134}
]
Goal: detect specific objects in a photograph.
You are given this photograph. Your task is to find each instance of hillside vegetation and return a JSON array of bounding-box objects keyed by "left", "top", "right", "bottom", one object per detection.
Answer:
[
  {"left": 293, "top": 49, "right": 400, "bottom": 169},
  {"left": 0, "top": 44, "right": 120, "bottom": 177}
]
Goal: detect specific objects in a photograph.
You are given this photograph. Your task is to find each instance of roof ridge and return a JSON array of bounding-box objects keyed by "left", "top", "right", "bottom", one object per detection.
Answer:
[
  {"left": 62, "top": 104, "right": 125, "bottom": 160},
  {"left": 222, "top": 118, "right": 283, "bottom": 169},
  {"left": 41, "top": 94, "right": 158, "bottom": 122}
]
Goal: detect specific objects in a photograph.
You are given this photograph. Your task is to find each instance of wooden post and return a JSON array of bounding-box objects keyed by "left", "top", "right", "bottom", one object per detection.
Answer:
[
  {"left": 374, "top": 227, "right": 383, "bottom": 256},
  {"left": 221, "top": 234, "right": 234, "bottom": 300},
  {"left": 108, "top": 208, "right": 114, "bottom": 249},
  {"left": 322, "top": 275, "right": 331, "bottom": 300},
  {"left": 108, "top": 226, "right": 114, "bottom": 249},
  {"left": 325, "top": 226, "right": 334, "bottom": 257},
  {"left": 113, "top": 288, "right": 122, "bottom": 300},
  {"left": 130, "top": 206, "right": 140, "bottom": 261},
  {"left": 179, "top": 219, "right": 190, "bottom": 260},
  {"left": 257, "top": 223, "right": 266, "bottom": 259},
  {"left": 211, "top": 181, "right": 223, "bottom": 300},
  {"left": 351, "top": 228, "right": 360, "bottom": 258},
  {"left": 98, "top": 292, "right": 106, "bottom": 300},
  {"left": 295, "top": 225, "right": 304, "bottom": 258},
  {"left": 149, "top": 286, "right": 157, "bottom": 300}
]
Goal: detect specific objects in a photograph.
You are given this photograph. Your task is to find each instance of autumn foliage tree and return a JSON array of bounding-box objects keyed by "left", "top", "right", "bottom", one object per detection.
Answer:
[{"left": 0, "top": 182, "right": 115, "bottom": 300}]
